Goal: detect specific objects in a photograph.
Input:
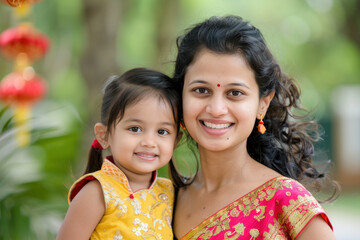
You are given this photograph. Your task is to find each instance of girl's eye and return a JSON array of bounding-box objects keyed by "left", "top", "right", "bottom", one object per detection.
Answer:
[
  {"left": 157, "top": 129, "right": 169, "bottom": 136},
  {"left": 194, "top": 88, "right": 209, "bottom": 94},
  {"left": 228, "top": 90, "right": 243, "bottom": 97},
  {"left": 129, "top": 127, "right": 141, "bottom": 133}
]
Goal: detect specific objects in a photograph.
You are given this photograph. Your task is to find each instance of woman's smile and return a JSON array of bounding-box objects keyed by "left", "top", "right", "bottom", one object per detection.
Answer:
[
  {"left": 183, "top": 48, "right": 262, "bottom": 151},
  {"left": 200, "top": 119, "right": 234, "bottom": 136},
  {"left": 201, "top": 120, "right": 233, "bottom": 129}
]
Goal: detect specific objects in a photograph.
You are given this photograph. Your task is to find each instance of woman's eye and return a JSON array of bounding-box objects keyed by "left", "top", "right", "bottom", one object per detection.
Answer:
[
  {"left": 228, "top": 90, "right": 243, "bottom": 97},
  {"left": 129, "top": 127, "right": 141, "bottom": 132},
  {"left": 194, "top": 88, "right": 209, "bottom": 94},
  {"left": 158, "top": 129, "right": 169, "bottom": 136}
]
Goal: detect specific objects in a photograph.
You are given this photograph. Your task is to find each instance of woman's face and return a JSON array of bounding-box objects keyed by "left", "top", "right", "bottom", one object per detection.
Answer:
[{"left": 182, "top": 48, "right": 271, "bottom": 152}]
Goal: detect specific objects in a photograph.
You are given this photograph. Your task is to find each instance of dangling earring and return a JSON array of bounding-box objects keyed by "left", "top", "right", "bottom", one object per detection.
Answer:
[
  {"left": 258, "top": 113, "right": 266, "bottom": 134},
  {"left": 180, "top": 121, "right": 186, "bottom": 131}
]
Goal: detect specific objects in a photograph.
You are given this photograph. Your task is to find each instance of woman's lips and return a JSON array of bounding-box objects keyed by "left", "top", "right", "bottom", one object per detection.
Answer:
[{"left": 200, "top": 120, "right": 233, "bottom": 136}]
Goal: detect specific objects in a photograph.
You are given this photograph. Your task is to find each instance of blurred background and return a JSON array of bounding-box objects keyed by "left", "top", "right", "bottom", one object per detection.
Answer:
[{"left": 0, "top": 0, "right": 359, "bottom": 239}]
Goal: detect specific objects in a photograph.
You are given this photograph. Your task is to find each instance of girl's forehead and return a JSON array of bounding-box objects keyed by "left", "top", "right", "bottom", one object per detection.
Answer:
[
  {"left": 128, "top": 93, "right": 170, "bottom": 107},
  {"left": 118, "top": 96, "right": 176, "bottom": 125},
  {"left": 121, "top": 94, "right": 175, "bottom": 119}
]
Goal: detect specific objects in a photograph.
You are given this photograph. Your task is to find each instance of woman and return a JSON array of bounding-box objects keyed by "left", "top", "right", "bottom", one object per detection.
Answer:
[{"left": 170, "top": 16, "right": 337, "bottom": 240}]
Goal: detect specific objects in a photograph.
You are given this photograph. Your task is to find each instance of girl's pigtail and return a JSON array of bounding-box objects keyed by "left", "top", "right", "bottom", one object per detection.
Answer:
[{"left": 84, "top": 139, "right": 103, "bottom": 174}]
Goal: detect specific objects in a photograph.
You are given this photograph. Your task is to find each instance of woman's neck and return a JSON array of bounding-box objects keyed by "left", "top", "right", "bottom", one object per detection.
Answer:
[{"left": 195, "top": 145, "right": 254, "bottom": 191}]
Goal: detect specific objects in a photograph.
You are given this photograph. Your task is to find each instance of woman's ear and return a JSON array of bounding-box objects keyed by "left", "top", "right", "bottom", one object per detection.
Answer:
[
  {"left": 94, "top": 123, "right": 109, "bottom": 149},
  {"left": 258, "top": 90, "right": 275, "bottom": 118}
]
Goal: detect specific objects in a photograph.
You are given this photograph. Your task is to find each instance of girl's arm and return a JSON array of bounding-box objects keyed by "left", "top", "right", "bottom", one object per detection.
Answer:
[
  {"left": 296, "top": 215, "right": 336, "bottom": 240},
  {"left": 56, "top": 180, "right": 105, "bottom": 240}
]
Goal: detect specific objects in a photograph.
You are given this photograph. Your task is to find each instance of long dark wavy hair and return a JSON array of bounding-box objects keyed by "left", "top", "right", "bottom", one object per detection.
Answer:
[
  {"left": 85, "top": 67, "right": 181, "bottom": 174},
  {"left": 170, "top": 15, "right": 339, "bottom": 201}
]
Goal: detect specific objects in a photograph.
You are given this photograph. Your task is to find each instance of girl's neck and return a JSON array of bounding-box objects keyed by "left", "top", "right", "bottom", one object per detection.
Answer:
[
  {"left": 128, "top": 173, "right": 154, "bottom": 192},
  {"left": 113, "top": 160, "right": 154, "bottom": 192}
]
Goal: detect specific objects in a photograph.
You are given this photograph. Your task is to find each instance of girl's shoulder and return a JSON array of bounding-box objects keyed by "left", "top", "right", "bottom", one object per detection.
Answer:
[
  {"left": 156, "top": 176, "right": 173, "bottom": 185},
  {"left": 68, "top": 171, "right": 101, "bottom": 204},
  {"left": 154, "top": 176, "right": 175, "bottom": 195}
]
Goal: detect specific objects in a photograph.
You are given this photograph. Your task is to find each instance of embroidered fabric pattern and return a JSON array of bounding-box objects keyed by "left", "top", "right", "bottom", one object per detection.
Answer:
[
  {"left": 68, "top": 159, "right": 174, "bottom": 240},
  {"left": 181, "top": 177, "right": 332, "bottom": 240}
]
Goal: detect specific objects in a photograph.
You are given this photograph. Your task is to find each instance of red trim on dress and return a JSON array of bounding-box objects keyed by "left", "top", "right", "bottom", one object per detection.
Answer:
[{"left": 69, "top": 175, "right": 95, "bottom": 201}]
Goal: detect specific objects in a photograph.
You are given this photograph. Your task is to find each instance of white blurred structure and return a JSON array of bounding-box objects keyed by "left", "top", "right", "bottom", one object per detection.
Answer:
[{"left": 332, "top": 85, "right": 360, "bottom": 188}]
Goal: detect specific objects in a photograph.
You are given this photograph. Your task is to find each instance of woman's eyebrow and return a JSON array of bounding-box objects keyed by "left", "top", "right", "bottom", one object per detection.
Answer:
[
  {"left": 188, "top": 80, "right": 250, "bottom": 89},
  {"left": 188, "top": 80, "right": 208, "bottom": 86},
  {"left": 227, "top": 82, "right": 250, "bottom": 89}
]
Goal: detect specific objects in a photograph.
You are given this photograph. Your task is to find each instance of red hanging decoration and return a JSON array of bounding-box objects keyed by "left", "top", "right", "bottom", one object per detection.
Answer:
[
  {"left": 0, "top": 68, "right": 46, "bottom": 146},
  {"left": 0, "top": 23, "right": 50, "bottom": 63},
  {"left": 0, "top": 0, "right": 49, "bottom": 147},
  {"left": 1, "top": 0, "right": 42, "bottom": 7},
  {"left": 0, "top": 70, "right": 46, "bottom": 105}
]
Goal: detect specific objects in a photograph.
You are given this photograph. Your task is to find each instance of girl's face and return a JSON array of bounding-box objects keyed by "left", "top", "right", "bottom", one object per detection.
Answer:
[
  {"left": 182, "top": 48, "right": 272, "bottom": 152},
  {"left": 100, "top": 95, "right": 178, "bottom": 178}
]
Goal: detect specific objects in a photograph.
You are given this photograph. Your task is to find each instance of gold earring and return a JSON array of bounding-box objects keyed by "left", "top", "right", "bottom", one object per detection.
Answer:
[
  {"left": 258, "top": 114, "right": 266, "bottom": 134},
  {"left": 180, "top": 121, "right": 186, "bottom": 131}
]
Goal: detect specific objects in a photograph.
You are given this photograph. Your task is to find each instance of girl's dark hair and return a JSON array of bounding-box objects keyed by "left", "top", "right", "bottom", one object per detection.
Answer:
[
  {"left": 171, "top": 15, "right": 339, "bottom": 200},
  {"left": 84, "top": 67, "right": 182, "bottom": 174}
]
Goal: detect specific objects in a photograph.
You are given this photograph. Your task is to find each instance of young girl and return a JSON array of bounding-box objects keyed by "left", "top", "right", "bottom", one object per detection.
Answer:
[
  {"left": 170, "top": 16, "right": 338, "bottom": 239},
  {"left": 56, "top": 68, "right": 181, "bottom": 240}
]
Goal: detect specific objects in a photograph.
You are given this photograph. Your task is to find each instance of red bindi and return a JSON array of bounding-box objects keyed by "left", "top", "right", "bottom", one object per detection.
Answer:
[{"left": 217, "top": 83, "right": 220, "bottom": 87}]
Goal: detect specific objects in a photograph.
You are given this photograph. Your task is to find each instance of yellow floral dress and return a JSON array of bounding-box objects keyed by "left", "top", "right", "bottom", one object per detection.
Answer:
[{"left": 68, "top": 158, "right": 174, "bottom": 240}]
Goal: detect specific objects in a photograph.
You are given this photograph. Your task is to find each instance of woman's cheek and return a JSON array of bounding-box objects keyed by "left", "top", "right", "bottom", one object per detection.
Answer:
[{"left": 183, "top": 98, "right": 199, "bottom": 124}]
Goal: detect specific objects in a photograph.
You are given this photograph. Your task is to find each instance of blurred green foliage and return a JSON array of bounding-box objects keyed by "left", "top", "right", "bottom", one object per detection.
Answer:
[
  {"left": 0, "top": 0, "right": 359, "bottom": 239},
  {"left": 0, "top": 103, "right": 82, "bottom": 239}
]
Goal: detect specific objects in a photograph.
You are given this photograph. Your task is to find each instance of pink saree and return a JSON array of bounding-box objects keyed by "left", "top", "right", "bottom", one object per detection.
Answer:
[{"left": 179, "top": 177, "right": 332, "bottom": 240}]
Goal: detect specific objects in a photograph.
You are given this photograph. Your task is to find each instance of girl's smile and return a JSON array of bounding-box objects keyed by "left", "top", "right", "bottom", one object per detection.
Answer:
[
  {"left": 134, "top": 151, "right": 158, "bottom": 161},
  {"left": 102, "top": 95, "right": 178, "bottom": 177}
]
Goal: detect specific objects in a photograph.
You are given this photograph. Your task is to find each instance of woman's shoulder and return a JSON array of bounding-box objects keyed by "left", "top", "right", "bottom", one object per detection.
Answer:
[
  {"left": 269, "top": 177, "right": 333, "bottom": 238},
  {"left": 267, "top": 177, "right": 327, "bottom": 219},
  {"left": 268, "top": 176, "right": 313, "bottom": 198}
]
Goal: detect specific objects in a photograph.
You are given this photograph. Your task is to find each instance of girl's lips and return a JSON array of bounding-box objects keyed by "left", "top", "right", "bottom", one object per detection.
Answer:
[{"left": 135, "top": 152, "right": 158, "bottom": 161}]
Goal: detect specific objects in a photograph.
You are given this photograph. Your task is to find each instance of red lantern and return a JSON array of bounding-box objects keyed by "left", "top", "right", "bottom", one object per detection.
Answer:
[
  {"left": 0, "top": 68, "right": 46, "bottom": 146},
  {"left": 0, "top": 23, "right": 50, "bottom": 62},
  {"left": 2, "top": 0, "right": 42, "bottom": 7},
  {"left": 0, "top": 69, "right": 46, "bottom": 105}
]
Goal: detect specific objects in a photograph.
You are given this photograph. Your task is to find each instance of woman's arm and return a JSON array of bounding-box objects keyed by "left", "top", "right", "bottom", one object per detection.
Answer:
[
  {"left": 56, "top": 180, "right": 105, "bottom": 240},
  {"left": 296, "top": 215, "right": 336, "bottom": 240}
]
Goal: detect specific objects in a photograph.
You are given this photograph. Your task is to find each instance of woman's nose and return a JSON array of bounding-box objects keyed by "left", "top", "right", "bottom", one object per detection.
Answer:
[{"left": 206, "top": 95, "right": 228, "bottom": 117}]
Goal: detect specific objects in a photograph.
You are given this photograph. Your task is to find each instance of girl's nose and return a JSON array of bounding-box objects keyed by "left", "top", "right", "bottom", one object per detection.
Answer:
[{"left": 140, "top": 133, "right": 156, "bottom": 148}]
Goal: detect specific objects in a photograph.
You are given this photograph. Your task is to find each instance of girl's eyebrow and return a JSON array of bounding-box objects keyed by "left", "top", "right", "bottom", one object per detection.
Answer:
[
  {"left": 123, "top": 119, "right": 176, "bottom": 128},
  {"left": 123, "top": 118, "right": 143, "bottom": 123}
]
